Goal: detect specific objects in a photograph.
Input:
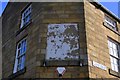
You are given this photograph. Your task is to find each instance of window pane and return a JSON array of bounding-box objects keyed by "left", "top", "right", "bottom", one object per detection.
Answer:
[
  {"left": 14, "top": 39, "right": 27, "bottom": 73},
  {"left": 111, "top": 57, "right": 119, "bottom": 72},
  {"left": 26, "top": 16, "right": 29, "bottom": 23},
  {"left": 108, "top": 40, "right": 119, "bottom": 72},
  {"left": 28, "top": 14, "right": 31, "bottom": 22},
  {"left": 22, "top": 41, "right": 25, "bottom": 53},
  {"left": 17, "top": 56, "right": 25, "bottom": 70},
  {"left": 111, "top": 63, "right": 114, "bottom": 71},
  {"left": 110, "top": 56, "right": 114, "bottom": 63},
  {"left": 110, "top": 48, "right": 113, "bottom": 55},
  {"left": 114, "top": 58, "right": 118, "bottom": 65},
  {"left": 109, "top": 41, "right": 112, "bottom": 47},
  {"left": 28, "top": 7, "right": 31, "bottom": 13},
  {"left": 114, "top": 65, "right": 119, "bottom": 72},
  {"left": 105, "top": 16, "right": 116, "bottom": 30},
  {"left": 113, "top": 43, "right": 117, "bottom": 49},
  {"left": 17, "top": 64, "right": 21, "bottom": 71},
  {"left": 18, "top": 57, "right": 22, "bottom": 64},
  {"left": 113, "top": 22, "right": 116, "bottom": 26},
  {"left": 21, "top": 56, "right": 25, "bottom": 69},
  {"left": 20, "top": 48, "right": 22, "bottom": 55},
  {"left": 27, "top": 9, "right": 30, "bottom": 16},
  {"left": 113, "top": 49, "right": 118, "bottom": 58},
  {"left": 23, "top": 40, "right": 27, "bottom": 53},
  {"left": 26, "top": 10, "right": 28, "bottom": 16}
]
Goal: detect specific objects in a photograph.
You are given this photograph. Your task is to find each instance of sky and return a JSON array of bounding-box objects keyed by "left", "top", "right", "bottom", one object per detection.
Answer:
[
  {"left": 0, "top": 1, "right": 8, "bottom": 16},
  {"left": 0, "top": 1, "right": 120, "bottom": 18},
  {"left": 100, "top": 2, "right": 119, "bottom": 17}
]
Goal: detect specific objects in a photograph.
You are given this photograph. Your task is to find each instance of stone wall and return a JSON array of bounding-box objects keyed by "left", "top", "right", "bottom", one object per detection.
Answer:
[
  {"left": 2, "top": 2, "right": 36, "bottom": 78},
  {"left": 2, "top": 2, "right": 89, "bottom": 78},
  {"left": 33, "top": 2, "right": 88, "bottom": 78},
  {"left": 84, "top": 1, "right": 120, "bottom": 79},
  {"left": 2, "top": 1, "right": 120, "bottom": 79}
]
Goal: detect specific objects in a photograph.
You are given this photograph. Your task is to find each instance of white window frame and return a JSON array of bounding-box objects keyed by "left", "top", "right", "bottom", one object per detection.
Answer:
[
  {"left": 108, "top": 39, "right": 120, "bottom": 72},
  {"left": 13, "top": 38, "right": 27, "bottom": 73},
  {"left": 105, "top": 16, "right": 117, "bottom": 30},
  {"left": 20, "top": 5, "right": 32, "bottom": 28}
]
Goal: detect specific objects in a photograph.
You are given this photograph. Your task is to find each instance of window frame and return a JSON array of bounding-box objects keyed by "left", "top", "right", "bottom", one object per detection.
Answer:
[
  {"left": 13, "top": 38, "right": 27, "bottom": 73},
  {"left": 104, "top": 15, "right": 117, "bottom": 31},
  {"left": 20, "top": 4, "right": 32, "bottom": 29},
  {"left": 108, "top": 39, "right": 120, "bottom": 72}
]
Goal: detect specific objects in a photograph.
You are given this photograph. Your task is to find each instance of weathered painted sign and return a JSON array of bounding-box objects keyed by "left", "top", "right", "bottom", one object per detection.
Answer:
[{"left": 46, "top": 24, "right": 79, "bottom": 60}]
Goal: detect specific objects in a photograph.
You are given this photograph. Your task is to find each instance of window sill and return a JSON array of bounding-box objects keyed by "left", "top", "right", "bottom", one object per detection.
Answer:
[
  {"left": 43, "top": 60, "right": 81, "bottom": 67},
  {"left": 8, "top": 67, "right": 26, "bottom": 79},
  {"left": 103, "top": 22, "right": 120, "bottom": 36},
  {"left": 16, "top": 20, "right": 32, "bottom": 36},
  {"left": 109, "top": 69, "right": 120, "bottom": 78}
]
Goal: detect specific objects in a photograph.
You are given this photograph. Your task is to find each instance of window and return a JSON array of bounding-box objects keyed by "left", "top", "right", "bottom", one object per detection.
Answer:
[
  {"left": 20, "top": 5, "right": 31, "bottom": 28},
  {"left": 105, "top": 16, "right": 117, "bottom": 30},
  {"left": 108, "top": 40, "right": 120, "bottom": 72},
  {"left": 13, "top": 38, "right": 27, "bottom": 73},
  {"left": 46, "top": 24, "right": 79, "bottom": 60}
]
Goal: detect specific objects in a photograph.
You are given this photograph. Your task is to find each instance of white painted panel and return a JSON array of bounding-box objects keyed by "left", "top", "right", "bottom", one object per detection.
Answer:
[
  {"left": 92, "top": 61, "right": 107, "bottom": 70},
  {"left": 46, "top": 24, "right": 79, "bottom": 60}
]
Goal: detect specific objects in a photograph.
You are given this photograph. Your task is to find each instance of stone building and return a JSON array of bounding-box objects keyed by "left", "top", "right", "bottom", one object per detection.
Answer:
[{"left": 2, "top": 1, "right": 120, "bottom": 79}]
